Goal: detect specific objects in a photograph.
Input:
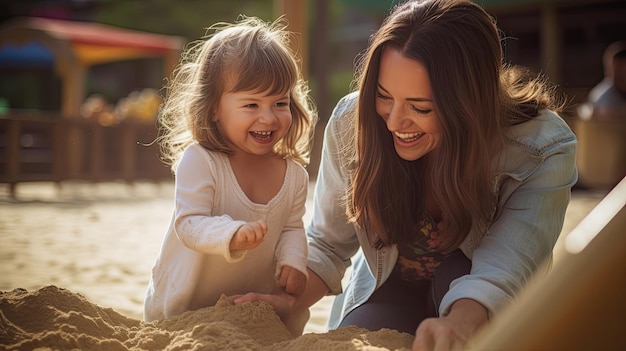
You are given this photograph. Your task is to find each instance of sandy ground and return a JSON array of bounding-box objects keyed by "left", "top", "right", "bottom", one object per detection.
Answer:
[
  {"left": 0, "top": 180, "right": 343, "bottom": 334},
  {"left": 0, "top": 180, "right": 607, "bottom": 342}
]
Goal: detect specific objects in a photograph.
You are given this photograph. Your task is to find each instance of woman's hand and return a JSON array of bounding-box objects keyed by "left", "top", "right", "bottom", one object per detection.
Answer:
[
  {"left": 231, "top": 269, "right": 329, "bottom": 337},
  {"left": 232, "top": 290, "right": 295, "bottom": 320},
  {"left": 231, "top": 291, "right": 308, "bottom": 336},
  {"left": 413, "top": 299, "right": 488, "bottom": 351}
]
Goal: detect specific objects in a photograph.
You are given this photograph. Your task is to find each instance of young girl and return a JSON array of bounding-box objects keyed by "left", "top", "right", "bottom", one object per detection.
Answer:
[{"left": 143, "top": 16, "right": 317, "bottom": 322}]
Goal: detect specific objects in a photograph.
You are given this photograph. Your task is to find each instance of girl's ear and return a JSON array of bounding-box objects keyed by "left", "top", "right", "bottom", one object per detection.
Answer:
[{"left": 211, "top": 111, "right": 219, "bottom": 122}]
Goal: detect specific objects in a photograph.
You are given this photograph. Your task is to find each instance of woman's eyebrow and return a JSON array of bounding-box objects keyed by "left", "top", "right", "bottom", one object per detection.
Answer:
[{"left": 377, "top": 83, "right": 432, "bottom": 102}]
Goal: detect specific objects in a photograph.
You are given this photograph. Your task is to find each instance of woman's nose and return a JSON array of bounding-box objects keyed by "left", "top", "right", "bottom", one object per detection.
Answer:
[{"left": 385, "top": 104, "right": 412, "bottom": 131}]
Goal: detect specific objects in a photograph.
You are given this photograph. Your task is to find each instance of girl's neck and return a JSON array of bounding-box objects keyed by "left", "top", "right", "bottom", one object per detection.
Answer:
[{"left": 228, "top": 152, "right": 286, "bottom": 204}]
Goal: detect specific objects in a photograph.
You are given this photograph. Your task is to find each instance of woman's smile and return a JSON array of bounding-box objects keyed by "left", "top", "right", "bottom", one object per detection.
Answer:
[{"left": 393, "top": 131, "right": 425, "bottom": 143}]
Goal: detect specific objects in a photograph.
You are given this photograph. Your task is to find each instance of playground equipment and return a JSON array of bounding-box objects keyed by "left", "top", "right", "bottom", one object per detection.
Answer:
[{"left": 0, "top": 17, "right": 183, "bottom": 197}]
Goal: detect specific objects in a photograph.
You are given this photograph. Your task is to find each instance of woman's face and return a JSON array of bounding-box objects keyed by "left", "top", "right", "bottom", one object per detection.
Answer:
[{"left": 375, "top": 46, "right": 442, "bottom": 161}]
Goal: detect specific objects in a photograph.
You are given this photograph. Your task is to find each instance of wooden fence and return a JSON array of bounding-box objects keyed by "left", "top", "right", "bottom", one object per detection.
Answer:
[{"left": 0, "top": 112, "right": 172, "bottom": 198}]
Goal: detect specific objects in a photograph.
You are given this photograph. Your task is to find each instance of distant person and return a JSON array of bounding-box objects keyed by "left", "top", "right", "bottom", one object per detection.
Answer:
[
  {"left": 577, "top": 40, "right": 626, "bottom": 189},
  {"left": 587, "top": 45, "right": 614, "bottom": 104},
  {"left": 143, "top": 16, "right": 317, "bottom": 322},
  {"left": 585, "top": 40, "right": 626, "bottom": 120}
]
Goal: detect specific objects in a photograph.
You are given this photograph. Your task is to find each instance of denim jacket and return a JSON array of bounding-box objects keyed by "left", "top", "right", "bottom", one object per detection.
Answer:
[{"left": 306, "top": 92, "right": 578, "bottom": 329}]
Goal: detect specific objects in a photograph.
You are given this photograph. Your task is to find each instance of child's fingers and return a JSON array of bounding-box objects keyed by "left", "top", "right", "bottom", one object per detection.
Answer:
[
  {"left": 279, "top": 266, "right": 290, "bottom": 287},
  {"left": 258, "top": 220, "right": 268, "bottom": 233},
  {"left": 282, "top": 267, "right": 307, "bottom": 295},
  {"left": 230, "top": 222, "right": 268, "bottom": 250},
  {"left": 252, "top": 219, "right": 268, "bottom": 235},
  {"left": 251, "top": 222, "right": 267, "bottom": 242}
]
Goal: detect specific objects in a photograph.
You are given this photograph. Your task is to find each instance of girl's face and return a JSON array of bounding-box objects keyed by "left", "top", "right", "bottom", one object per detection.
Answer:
[
  {"left": 375, "top": 46, "right": 442, "bottom": 161},
  {"left": 214, "top": 87, "right": 292, "bottom": 158}
]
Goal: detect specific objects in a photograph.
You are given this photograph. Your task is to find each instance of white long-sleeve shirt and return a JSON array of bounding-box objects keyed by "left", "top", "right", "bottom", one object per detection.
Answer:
[{"left": 144, "top": 144, "right": 309, "bottom": 321}]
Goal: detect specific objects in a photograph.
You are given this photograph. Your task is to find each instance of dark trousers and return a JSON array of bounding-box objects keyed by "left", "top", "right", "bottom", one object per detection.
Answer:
[{"left": 338, "top": 249, "right": 472, "bottom": 335}]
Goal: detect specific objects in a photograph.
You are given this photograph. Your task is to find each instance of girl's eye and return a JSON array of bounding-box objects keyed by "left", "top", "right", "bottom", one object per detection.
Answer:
[
  {"left": 276, "top": 101, "right": 290, "bottom": 107},
  {"left": 244, "top": 103, "right": 259, "bottom": 108}
]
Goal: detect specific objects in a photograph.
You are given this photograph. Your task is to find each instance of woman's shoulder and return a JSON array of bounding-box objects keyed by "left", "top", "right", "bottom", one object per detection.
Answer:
[
  {"left": 494, "top": 110, "right": 577, "bottom": 183},
  {"left": 504, "top": 109, "right": 576, "bottom": 155},
  {"left": 326, "top": 92, "right": 358, "bottom": 147},
  {"left": 330, "top": 92, "right": 359, "bottom": 121}
]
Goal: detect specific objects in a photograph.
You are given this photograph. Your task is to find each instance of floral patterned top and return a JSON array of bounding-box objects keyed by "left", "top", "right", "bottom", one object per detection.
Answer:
[{"left": 393, "top": 210, "right": 447, "bottom": 282}]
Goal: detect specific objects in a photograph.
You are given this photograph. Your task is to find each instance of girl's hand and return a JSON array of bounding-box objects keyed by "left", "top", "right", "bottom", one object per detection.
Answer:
[
  {"left": 279, "top": 265, "right": 307, "bottom": 295},
  {"left": 412, "top": 299, "right": 488, "bottom": 351},
  {"left": 230, "top": 220, "right": 267, "bottom": 251}
]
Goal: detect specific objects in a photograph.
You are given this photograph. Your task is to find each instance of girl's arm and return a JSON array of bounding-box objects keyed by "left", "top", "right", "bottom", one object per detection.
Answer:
[
  {"left": 173, "top": 145, "right": 248, "bottom": 262},
  {"left": 274, "top": 162, "right": 309, "bottom": 282}
]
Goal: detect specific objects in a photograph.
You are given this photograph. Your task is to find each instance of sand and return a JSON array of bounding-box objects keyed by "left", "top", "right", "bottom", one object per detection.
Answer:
[
  {"left": 0, "top": 285, "right": 413, "bottom": 350},
  {"left": 0, "top": 180, "right": 604, "bottom": 350}
]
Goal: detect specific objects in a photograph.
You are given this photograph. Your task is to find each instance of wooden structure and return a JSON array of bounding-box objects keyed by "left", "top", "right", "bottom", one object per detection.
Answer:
[{"left": 0, "top": 17, "right": 183, "bottom": 197}]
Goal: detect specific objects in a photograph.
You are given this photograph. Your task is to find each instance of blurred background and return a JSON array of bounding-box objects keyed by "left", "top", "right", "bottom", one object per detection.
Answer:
[{"left": 0, "top": 0, "right": 625, "bottom": 193}]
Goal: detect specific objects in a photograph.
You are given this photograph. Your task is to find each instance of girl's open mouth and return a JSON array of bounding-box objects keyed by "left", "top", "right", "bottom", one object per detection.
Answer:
[{"left": 250, "top": 131, "right": 273, "bottom": 141}]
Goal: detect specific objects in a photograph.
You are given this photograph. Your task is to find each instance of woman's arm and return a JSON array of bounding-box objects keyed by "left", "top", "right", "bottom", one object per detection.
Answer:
[
  {"left": 440, "top": 112, "right": 578, "bottom": 321},
  {"left": 306, "top": 93, "right": 362, "bottom": 294},
  {"left": 441, "top": 122, "right": 578, "bottom": 317},
  {"left": 414, "top": 114, "right": 577, "bottom": 350}
]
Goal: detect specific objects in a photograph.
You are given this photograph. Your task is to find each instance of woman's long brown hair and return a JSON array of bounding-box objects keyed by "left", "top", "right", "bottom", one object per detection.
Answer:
[{"left": 347, "top": 0, "right": 564, "bottom": 251}]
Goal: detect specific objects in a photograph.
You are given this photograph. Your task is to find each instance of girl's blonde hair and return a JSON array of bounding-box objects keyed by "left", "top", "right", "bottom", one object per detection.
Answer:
[{"left": 158, "top": 16, "right": 316, "bottom": 171}]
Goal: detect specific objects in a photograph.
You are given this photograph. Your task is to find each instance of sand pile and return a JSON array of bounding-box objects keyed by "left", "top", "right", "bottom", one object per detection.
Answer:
[{"left": 0, "top": 286, "right": 413, "bottom": 351}]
